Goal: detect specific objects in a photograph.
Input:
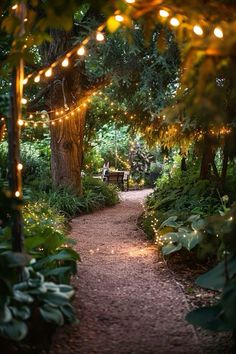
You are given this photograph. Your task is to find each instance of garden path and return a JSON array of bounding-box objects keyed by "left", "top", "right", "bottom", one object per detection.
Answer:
[{"left": 50, "top": 189, "right": 201, "bottom": 354}]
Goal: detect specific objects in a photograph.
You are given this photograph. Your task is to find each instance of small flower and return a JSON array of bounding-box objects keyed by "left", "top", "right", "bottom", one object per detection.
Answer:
[{"left": 222, "top": 195, "right": 229, "bottom": 203}]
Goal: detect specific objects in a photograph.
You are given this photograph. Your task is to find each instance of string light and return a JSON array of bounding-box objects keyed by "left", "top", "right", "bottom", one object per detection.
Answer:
[
  {"left": 45, "top": 68, "right": 52, "bottom": 77},
  {"left": 34, "top": 75, "right": 40, "bottom": 83},
  {"left": 15, "top": 191, "right": 20, "bottom": 198},
  {"left": 21, "top": 98, "right": 27, "bottom": 104},
  {"left": 77, "top": 46, "right": 85, "bottom": 56},
  {"left": 115, "top": 14, "right": 124, "bottom": 22},
  {"left": 96, "top": 32, "right": 105, "bottom": 41},
  {"left": 11, "top": 4, "right": 18, "bottom": 10},
  {"left": 159, "top": 9, "right": 169, "bottom": 18},
  {"left": 193, "top": 25, "right": 204, "bottom": 36},
  {"left": 62, "top": 57, "right": 69, "bottom": 67},
  {"left": 23, "top": 78, "right": 28, "bottom": 85},
  {"left": 17, "top": 163, "right": 23, "bottom": 170},
  {"left": 214, "top": 27, "right": 223, "bottom": 38},
  {"left": 125, "top": 0, "right": 135, "bottom": 3},
  {"left": 170, "top": 17, "right": 180, "bottom": 27},
  {"left": 18, "top": 119, "right": 24, "bottom": 126}
]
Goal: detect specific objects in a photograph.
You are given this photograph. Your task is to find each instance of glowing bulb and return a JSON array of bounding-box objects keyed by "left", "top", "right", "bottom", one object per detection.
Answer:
[
  {"left": 43, "top": 123, "right": 46, "bottom": 127},
  {"left": 77, "top": 46, "right": 85, "bottom": 56},
  {"left": 18, "top": 119, "right": 24, "bottom": 126},
  {"left": 193, "top": 25, "right": 203, "bottom": 36},
  {"left": 12, "top": 4, "right": 18, "bottom": 10},
  {"left": 62, "top": 58, "right": 69, "bottom": 67},
  {"left": 125, "top": 0, "right": 135, "bottom": 3},
  {"left": 96, "top": 32, "right": 105, "bottom": 41},
  {"left": 51, "top": 121, "right": 55, "bottom": 125},
  {"left": 115, "top": 14, "right": 124, "bottom": 22},
  {"left": 23, "top": 78, "right": 28, "bottom": 85},
  {"left": 34, "top": 75, "right": 40, "bottom": 83},
  {"left": 17, "top": 163, "right": 23, "bottom": 170},
  {"left": 34, "top": 123, "right": 37, "bottom": 127},
  {"left": 45, "top": 68, "right": 52, "bottom": 77},
  {"left": 21, "top": 98, "right": 27, "bottom": 104},
  {"left": 214, "top": 27, "right": 223, "bottom": 38},
  {"left": 29, "top": 114, "right": 33, "bottom": 118},
  {"left": 15, "top": 191, "right": 20, "bottom": 197},
  {"left": 159, "top": 9, "right": 169, "bottom": 18},
  {"left": 170, "top": 17, "right": 180, "bottom": 27},
  {"left": 41, "top": 114, "right": 45, "bottom": 119}
]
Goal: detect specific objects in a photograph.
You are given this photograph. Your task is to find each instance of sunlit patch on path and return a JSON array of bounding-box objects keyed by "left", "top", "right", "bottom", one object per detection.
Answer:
[{"left": 50, "top": 189, "right": 200, "bottom": 354}]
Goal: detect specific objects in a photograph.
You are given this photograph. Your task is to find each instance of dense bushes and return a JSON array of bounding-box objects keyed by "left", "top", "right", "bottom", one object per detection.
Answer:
[
  {"left": 141, "top": 157, "right": 236, "bottom": 335},
  {"left": 30, "top": 176, "right": 119, "bottom": 218}
]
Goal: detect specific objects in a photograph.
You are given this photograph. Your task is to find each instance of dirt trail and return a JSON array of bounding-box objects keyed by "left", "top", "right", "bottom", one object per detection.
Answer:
[{"left": 50, "top": 190, "right": 201, "bottom": 354}]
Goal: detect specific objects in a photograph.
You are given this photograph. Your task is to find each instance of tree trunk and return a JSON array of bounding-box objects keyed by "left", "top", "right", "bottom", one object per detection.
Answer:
[
  {"left": 39, "top": 26, "right": 106, "bottom": 194},
  {"left": 200, "top": 134, "right": 215, "bottom": 180},
  {"left": 50, "top": 107, "right": 87, "bottom": 195}
]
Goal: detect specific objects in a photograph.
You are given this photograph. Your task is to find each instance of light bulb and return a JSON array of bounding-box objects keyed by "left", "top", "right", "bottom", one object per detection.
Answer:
[
  {"left": 12, "top": 4, "right": 18, "bottom": 10},
  {"left": 193, "top": 25, "right": 203, "bottom": 36},
  {"left": 170, "top": 17, "right": 180, "bottom": 27},
  {"left": 115, "top": 14, "right": 124, "bottom": 22},
  {"left": 23, "top": 78, "right": 28, "bottom": 85},
  {"left": 21, "top": 98, "right": 27, "bottom": 104},
  {"left": 96, "top": 32, "right": 105, "bottom": 41},
  {"left": 62, "top": 58, "right": 69, "bottom": 67},
  {"left": 214, "top": 27, "right": 223, "bottom": 38},
  {"left": 18, "top": 119, "right": 24, "bottom": 126},
  {"left": 77, "top": 46, "right": 85, "bottom": 56},
  {"left": 17, "top": 163, "right": 23, "bottom": 170},
  {"left": 159, "top": 9, "right": 169, "bottom": 18},
  {"left": 125, "top": 0, "right": 135, "bottom": 3},
  {"left": 15, "top": 191, "right": 20, "bottom": 197},
  {"left": 45, "top": 68, "right": 52, "bottom": 77},
  {"left": 34, "top": 75, "right": 40, "bottom": 83}
]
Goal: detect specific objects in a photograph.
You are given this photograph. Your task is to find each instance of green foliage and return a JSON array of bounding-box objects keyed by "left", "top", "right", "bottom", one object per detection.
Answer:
[
  {"left": 145, "top": 165, "right": 220, "bottom": 228},
  {"left": 186, "top": 206, "right": 236, "bottom": 333},
  {"left": 0, "top": 140, "right": 50, "bottom": 187},
  {"left": 0, "top": 262, "right": 76, "bottom": 343},
  {"left": 34, "top": 176, "right": 119, "bottom": 218},
  {"left": 157, "top": 215, "right": 205, "bottom": 255}
]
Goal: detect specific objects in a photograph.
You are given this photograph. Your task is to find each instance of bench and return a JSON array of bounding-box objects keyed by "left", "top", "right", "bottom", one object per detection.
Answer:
[{"left": 105, "top": 171, "right": 129, "bottom": 191}]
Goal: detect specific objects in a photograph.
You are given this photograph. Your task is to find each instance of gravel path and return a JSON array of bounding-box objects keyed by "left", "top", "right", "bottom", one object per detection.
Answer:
[{"left": 50, "top": 190, "right": 201, "bottom": 354}]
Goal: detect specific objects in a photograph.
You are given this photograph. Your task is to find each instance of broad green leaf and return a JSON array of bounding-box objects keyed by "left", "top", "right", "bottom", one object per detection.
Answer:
[
  {"left": 10, "top": 306, "right": 31, "bottom": 320},
  {"left": 0, "top": 305, "right": 12, "bottom": 323},
  {"left": 187, "top": 215, "right": 200, "bottom": 222},
  {"left": 196, "top": 257, "right": 236, "bottom": 290},
  {"left": 40, "top": 291, "right": 72, "bottom": 306},
  {"left": 162, "top": 242, "right": 182, "bottom": 255},
  {"left": 159, "top": 215, "right": 179, "bottom": 229},
  {"left": 60, "top": 304, "right": 77, "bottom": 323},
  {"left": 180, "top": 231, "right": 202, "bottom": 251},
  {"left": 0, "top": 319, "right": 28, "bottom": 341},
  {"left": 191, "top": 219, "right": 206, "bottom": 231},
  {"left": 186, "top": 305, "right": 232, "bottom": 331},
  {"left": 13, "top": 290, "right": 34, "bottom": 304},
  {"left": 159, "top": 232, "right": 179, "bottom": 243},
  {"left": 39, "top": 305, "right": 64, "bottom": 326}
]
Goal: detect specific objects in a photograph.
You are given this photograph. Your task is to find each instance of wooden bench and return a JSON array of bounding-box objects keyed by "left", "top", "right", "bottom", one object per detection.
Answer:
[{"left": 105, "top": 171, "right": 129, "bottom": 191}]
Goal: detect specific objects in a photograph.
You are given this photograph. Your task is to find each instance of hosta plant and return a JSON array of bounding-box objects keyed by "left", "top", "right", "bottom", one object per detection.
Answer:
[{"left": 157, "top": 215, "right": 205, "bottom": 255}]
